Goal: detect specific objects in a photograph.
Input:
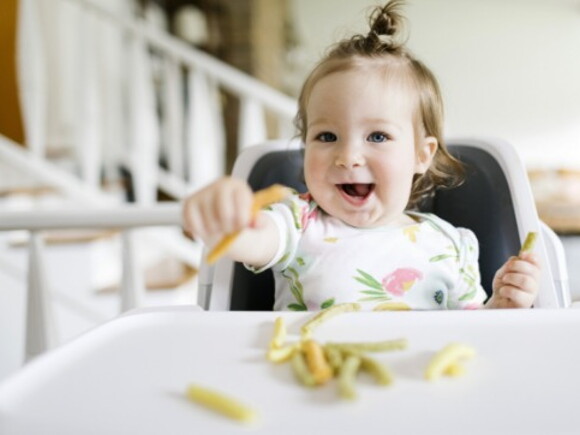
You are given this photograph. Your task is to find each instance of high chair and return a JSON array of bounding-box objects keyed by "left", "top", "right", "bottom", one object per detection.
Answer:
[{"left": 198, "top": 137, "right": 570, "bottom": 310}]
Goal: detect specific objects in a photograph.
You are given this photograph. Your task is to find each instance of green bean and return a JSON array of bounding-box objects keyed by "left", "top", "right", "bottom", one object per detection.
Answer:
[
  {"left": 300, "top": 303, "right": 361, "bottom": 339},
  {"left": 359, "top": 355, "right": 393, "bottom": 386},
  {"left": 326, "top": 338, "right": 408, "bottom": 353},
  {"left": 291, "top": 351, "right": 316, "bottom": 387},
  {"left": 323, "top": 345, "right": 344, "bottom": 372},
  {"left": 519, "top": 231, "right": 537, "bottom": 255},
  {"left": 338, "top": 355, "right": 361, "bottom": 400}
]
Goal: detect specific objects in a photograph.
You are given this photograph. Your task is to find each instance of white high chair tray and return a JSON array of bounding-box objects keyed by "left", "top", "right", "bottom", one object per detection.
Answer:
[{"left": 1, "top": 307, "right": 579, "bottom": 435}]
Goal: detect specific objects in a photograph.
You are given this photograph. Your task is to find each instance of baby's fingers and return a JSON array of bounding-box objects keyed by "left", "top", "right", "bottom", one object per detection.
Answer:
[
  {"left": 183, "top": 191, "right": 218, "bottom": 239},
  {"left": 505, "top": 253, "right": 540, "bottom": 279},
  {"left": 498, "top": 285, "right": 536, "bottom": 308},
  {"left": 501, "top": 272, "right": 537, "bottom": 293},
  {"left": 214, "top": 182, "right": 254, "bottom": 234}
]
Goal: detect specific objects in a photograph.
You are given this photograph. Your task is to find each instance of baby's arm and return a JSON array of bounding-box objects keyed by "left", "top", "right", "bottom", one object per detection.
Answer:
[
  {"left": 485, "top": 252, "right": 540, "bottom": 309},
  {"left": 182, "top": 177, "right": 280, "bottom": 268}
]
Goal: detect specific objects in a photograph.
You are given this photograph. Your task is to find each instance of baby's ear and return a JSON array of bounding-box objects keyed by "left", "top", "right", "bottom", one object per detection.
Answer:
[{"left": 415, "top": 136, "right": 438, "bottom": 174}]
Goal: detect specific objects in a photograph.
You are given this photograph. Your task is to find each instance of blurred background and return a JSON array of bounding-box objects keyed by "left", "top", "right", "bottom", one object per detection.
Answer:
[{"left": 1, "top": 0, "right": 579, "bottom": 380}]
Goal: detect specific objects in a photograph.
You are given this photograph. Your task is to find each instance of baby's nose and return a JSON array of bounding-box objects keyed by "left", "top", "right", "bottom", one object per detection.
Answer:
[{"left": 334, "top": 146, "right": 365, "bottom": 168}]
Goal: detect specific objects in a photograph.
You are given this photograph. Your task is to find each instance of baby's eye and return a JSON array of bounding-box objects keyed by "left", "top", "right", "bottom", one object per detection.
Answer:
[
  {"left": 316, "top": 132, "right": 337, "bottom": 142},
  {"left": 367, "top": 132, "right": 389, "bottom": 143}
]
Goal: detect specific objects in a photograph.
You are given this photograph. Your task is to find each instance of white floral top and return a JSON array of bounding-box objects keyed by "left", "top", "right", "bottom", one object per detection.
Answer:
[{"left": 247, "top": 192, "right": 488, "bottom": 311}]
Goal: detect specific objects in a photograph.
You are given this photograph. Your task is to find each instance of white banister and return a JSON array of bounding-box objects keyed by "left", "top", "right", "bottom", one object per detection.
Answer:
[
  {"left": 0, "top": 204, "right": 196, "bottom": 359},
  {"left": 16, "top": 0, "right": 298, "bottom": 207},
  {"left": 17, "top": 0, "right": 48, "bottom": 158},
  {"left": 162, "top": 56, "right": 185, "bottom": 179},
  {"left": 0, "top": 134, "right": 116, "bottom": 205},
  {"left": 62, "top": 0, "right": 297, "bottom": 119},
  {"left": 26, "top": 232, "right": 52, "bottom": 360},
  {"left": 0, "top": 204, "right": 182, "bottom": 231},
  {"left": 127, "top": 31, "right": 159, "bottom": 205},
  {"left": 186, "top": 69, "right": 224, "bottom": 188},
  {"left": 238, "top": 97, "right": 267, "bottom": 150},
  {"left": 75, "top": 8, "right": 102, "bottom": 189},
  {"left": 120, "top": 230, "right": 144, "bottom": 311}
]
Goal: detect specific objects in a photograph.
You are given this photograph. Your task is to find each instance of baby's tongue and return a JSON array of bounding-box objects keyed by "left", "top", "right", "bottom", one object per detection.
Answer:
[{"left": 344, "top": 183, "right": 372, "bottom": 197}]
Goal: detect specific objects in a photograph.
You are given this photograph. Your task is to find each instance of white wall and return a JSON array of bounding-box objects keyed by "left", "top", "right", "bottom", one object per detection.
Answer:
[{"left": 289, "top": 0, "right": 580, "bottom": 168}]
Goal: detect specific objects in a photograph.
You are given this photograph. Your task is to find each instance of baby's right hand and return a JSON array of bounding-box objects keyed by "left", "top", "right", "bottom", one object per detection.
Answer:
[{"left": 182, "top": 177, "right": 255, "bottom": 245}]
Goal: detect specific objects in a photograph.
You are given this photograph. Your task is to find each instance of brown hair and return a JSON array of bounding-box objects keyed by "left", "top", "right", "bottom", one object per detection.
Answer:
[{"left": 294, "top": 0, "right": 464, "bottom": 209}]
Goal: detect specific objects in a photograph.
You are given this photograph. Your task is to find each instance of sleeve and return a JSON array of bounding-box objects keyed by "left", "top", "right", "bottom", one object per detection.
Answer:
[
  {"left": 446, "top": 228, "right": 488, "bottom": 309},
  {"left": 243, "top": 192, "right": 308, "bottom": 274}
]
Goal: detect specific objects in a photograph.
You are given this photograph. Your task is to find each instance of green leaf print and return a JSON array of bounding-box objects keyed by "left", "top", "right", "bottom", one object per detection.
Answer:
[
  {"left": 359, "top": 290, "right": 387, "bottom": 297},
  {"left": 458, "top": 287, "right": 477, "bottom": 301},
  {"left": 296, "top": 257, "right": 305, "bottom": 266},
  {"left": 429, "top": 253, "right": 456, "bottom": 262},
  {"left": 459, "top": 265, "right": 478, "bottom": 287},
  {"left": 429, "top": 244, "right": 459, "bottom": 263},
  {"left": 354, "top": 269, "right": 391, "bottom": 303},
  {"left": 354, "top": 269, "right": 383, "bottom": 291},
  {"left": 358, "top": 296, "right": 391, "bottom": 302},
  {"left": 290, "top": 201, "right": 302, "bottom": 229},
  {"left": 281, "top": 267, "right": 307, "bottom": 309},
  {"left": 321, "top": 298, "right": 335, "bottom": 309},
  {"left": 288, "top": 303, "right": 308, "bottom": 311}
]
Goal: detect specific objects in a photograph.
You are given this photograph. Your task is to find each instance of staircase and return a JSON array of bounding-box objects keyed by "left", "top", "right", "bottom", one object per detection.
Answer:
[{"left": 0, "top": 0, "right": 298, "bottom": 375}]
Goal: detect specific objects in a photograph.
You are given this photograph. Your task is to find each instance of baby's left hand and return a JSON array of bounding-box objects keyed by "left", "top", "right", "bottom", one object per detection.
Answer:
[{"left": 489, "top": 252, "right": 540, "bottom": 308}]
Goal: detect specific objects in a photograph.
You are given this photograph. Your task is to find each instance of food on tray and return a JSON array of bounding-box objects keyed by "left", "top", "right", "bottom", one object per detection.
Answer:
[
  {"left": 302, "top": 339, "right": 334, "bottom": 385},
  {"left": 291, "top": 351, "right": 317, "bottom": 387},
  {"left": 268, "top": 304, "right": 476, "bottom": 400},
  {"left": 267, "top": 343, "right": 298, "bottom": 363},
  {"left": 269, "top": 316, "right": 287, "bottom": 349},
  {"left": 268, "top": 303, "right": 409, "bottom": 400},
  {"left": 325, "top": 338, "right": 408, "bottom": 353},
  {"left": 359, "top": 355, "right": 393, "bottom": 385},
  {"left": 424, "top": 343, "right": 476, "bottom": 381},
  {"left": 300, "top": 302, "right": 361, "bottom": 339},
  {"left": 186, "top": 384, "right": 259, "bottom": 423},
  {"left": 206, "top": 184, "right": 292, "bottom": 264},
  {"left": 338, "top": 355, "right": 362, "bottom": 400}
]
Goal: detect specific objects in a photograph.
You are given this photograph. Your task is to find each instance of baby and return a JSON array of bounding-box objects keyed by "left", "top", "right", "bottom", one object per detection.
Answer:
[{"left": 183, "top": 0, "right": 540, "bottom": 311}]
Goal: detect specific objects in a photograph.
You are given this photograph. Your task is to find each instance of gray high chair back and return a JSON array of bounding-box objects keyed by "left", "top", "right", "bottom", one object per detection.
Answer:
[{"left": 198, "top": 137, "right": 569, "bottom": 310}]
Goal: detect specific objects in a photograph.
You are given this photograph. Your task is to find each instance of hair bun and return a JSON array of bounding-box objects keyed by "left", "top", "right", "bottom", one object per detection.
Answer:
[{"left": 367, "top": 0, "right": 407, "bottom": 51}]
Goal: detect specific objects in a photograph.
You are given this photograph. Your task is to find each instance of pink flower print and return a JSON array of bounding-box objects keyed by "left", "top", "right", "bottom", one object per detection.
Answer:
[
  {"left": 382, "top": 268, "right": 423, "bottom": 296},
  {"left": 300, "top": 203, "right": 319, "bottom": 230}
]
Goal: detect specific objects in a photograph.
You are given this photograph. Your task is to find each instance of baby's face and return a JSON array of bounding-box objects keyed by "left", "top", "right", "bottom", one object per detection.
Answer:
[{"left": 303, "top": 69, "right": 435, "bottom": 228}]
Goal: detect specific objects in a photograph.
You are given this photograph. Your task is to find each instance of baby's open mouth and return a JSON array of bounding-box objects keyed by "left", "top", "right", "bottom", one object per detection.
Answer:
[{"left": 338, "top": 183, "right": 375, "bottom": 199}]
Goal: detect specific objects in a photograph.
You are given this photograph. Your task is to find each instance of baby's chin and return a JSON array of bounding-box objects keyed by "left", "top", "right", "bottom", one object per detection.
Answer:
[{"left": 337, "top": 210, "right": 413, "bottom": 228}]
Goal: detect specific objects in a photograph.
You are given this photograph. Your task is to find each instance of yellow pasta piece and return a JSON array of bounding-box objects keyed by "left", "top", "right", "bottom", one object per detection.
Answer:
[
  {"left": 291, "top": 351, "right": 317, "bottom": 387},
  {"left": 302, "top": 339, "right": 333, "bottom": 385},
  {"left": 359, "top": 355, "right": 393, "bottom": 386},
  {"left": 338, "top": 355, "right": 361, "bottom": 400},
  {"left": 519, "top": 231, "right": 538, "bottom": 255},
  {"left": 266, "top": 343, "right": 298, "bottom": 363},
  {"left": 326, "top": 338, "right": 408, "bottom": 353},
  {"left": 300, "top": 303, "right": 361, "bottom": 339},
  {"left": 269, "top": 316, "right": 286, "bottom": 349},
  {"left": 185, "top": 384, "right": 259, "bottom": 423},
  {"left": 323, "top": 344, "right": 344, "bottom": 372},
  {"left": 206, "top": 184, "right": 291, "bottom": 264},
  {"left": 443, "top": 362, "right": 466, "bottom": 377},
  {"left": 425, "top": 343, "right": 476, "bottom": 381}
]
